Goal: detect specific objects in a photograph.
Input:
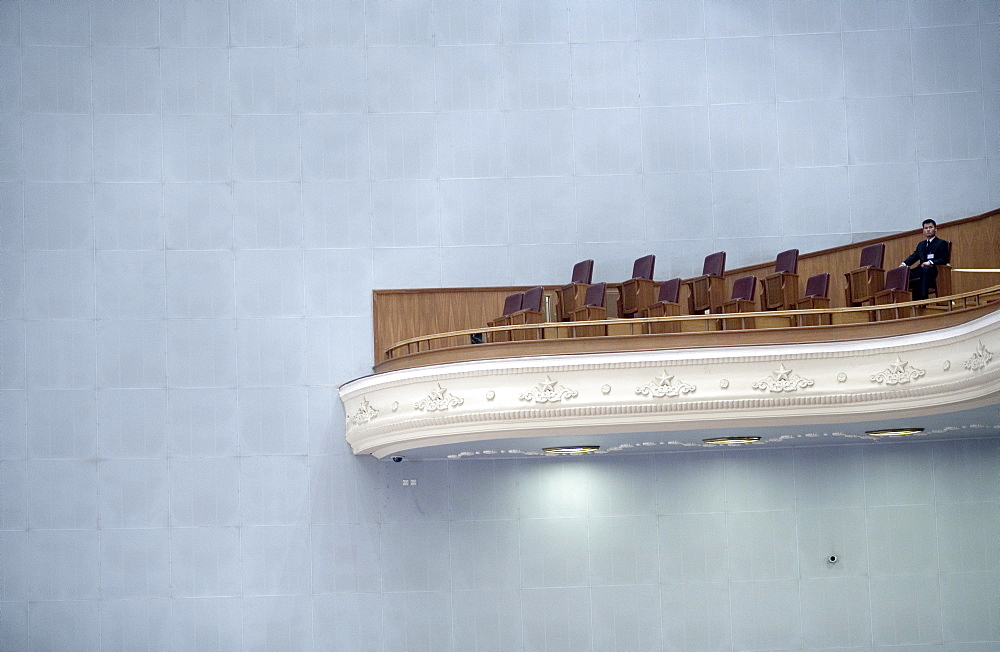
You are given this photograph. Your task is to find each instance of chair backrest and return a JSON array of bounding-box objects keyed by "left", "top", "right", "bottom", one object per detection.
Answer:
[
  {"left": 774, "top": 249, "right": 799, "bottom": 274},
  {"left": 571, "top": 259, "right": 594, "bottom": 284},
  {"left": 859, "top": 243, "right": 885, "bottom": 269},
  {"left": 702, "top": 251, "right": 726, "bottom": 277},
  {"left": 883, "top": 266, "right": 909, "bottom": 292},
  {"left": 631, "top": 255, "right": 655, "bottom": 280},
  {"left": 521, "top": 286, "right": 543, "bottom": 312},
  {"left": 731, "top": 275, "right": 757, "bottom": 301},
  {"left": 803, "top": 273, "right": 830, "bottom": 299},
  {"left": 657, "top": 278, "right": 681, "bottom": 304},
  {"left": 583, "top": 282, "right": 606, "bottom": 307},
  {"left": 501, "top": 292, "right": 523, "bottom": 315}
]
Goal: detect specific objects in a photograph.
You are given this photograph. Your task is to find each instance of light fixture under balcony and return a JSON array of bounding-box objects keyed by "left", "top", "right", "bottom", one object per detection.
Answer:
[
  {"left": 702, "top": 436, "right": 761, "bottom": 445},
  {"left": 542, "top": 445, "right": 600, "bottom": 455},
  {"left": 866, "top": 428, "right": 924, "bottom": 437}
]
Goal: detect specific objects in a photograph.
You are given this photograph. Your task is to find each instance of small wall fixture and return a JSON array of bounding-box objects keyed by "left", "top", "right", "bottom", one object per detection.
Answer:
[
  {"left": 542, "top": 445, "right": 600, "bottom": 455},
  {"left": 866, "top": 428, "right": 924, "bottom": 437},
  {"left": 702, "top": 436, "right": 761, "bottom": 445}
]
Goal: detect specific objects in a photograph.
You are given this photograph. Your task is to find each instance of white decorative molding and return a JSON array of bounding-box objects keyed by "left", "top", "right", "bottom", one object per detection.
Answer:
[
  {"left": 636, "top": 370, "right": 696, "bottom": 398},
  {"left": 414, "top": 383, "right": 464, "bottom": 412},
  {"left": 339, "top": 309, "right": 1000, "bottom": 459},
  {"left": 965, "top": 342, "right": 992, "bottom": 371},
  {"left": 870, "top": 356, "right": 925, "bottom": 385},
  {"left": 752, "top": 363, "right": 815, "bottom": 393},
  {"left": 518, "top": 376, "right": 578, "bottom": 404},
  {"left": 349, "top": 398, "right": 378, "bottom": 426}
]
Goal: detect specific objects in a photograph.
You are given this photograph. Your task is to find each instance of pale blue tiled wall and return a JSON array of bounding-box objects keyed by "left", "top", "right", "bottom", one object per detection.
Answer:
[{"left": 1, "top": 1, "right": 999, "bottom": 650}]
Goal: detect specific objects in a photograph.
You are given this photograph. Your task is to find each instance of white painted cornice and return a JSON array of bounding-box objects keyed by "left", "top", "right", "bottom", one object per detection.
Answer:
[{"left": 339, "top": 310, "right": 1000, "bottom": 459}]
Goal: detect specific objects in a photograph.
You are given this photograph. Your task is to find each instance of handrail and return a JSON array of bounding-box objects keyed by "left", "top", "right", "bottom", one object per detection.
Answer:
[{"left": 380, "top": 284, "right": 1000, "bottom": 368}]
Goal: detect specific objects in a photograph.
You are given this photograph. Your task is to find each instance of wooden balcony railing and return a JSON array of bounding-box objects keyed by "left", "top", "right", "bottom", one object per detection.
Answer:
[{"left": 374, "top": 284, "right": 1000, "bottom": 374}]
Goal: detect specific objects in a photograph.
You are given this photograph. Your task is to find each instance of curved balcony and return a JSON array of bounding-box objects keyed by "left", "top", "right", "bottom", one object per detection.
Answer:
[
  {"left": 341, "top": 286, "right": 1000, "bottom": 460},
  {"left": 343, "top": 210, "right": 1000, "bottom": 460}
]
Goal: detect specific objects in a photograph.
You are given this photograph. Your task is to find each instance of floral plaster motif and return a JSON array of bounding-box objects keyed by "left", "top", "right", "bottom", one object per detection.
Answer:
[
  {"left": 350, "top": 398, "right": 378, "bottom": 426},
  {"left": 519, "top": 376, "right": 578, "bottom": 404},
  {"left": 964, "top": 342, "right": 993, "bottom": 371},
  {"left": 752, "top": 363, "right": 814, "bottom": 393},
  {"left": 870, "top": 356, "right": 925, "bottom": 385},
  {"left": 636, "top": 370, "right": 695, "bottom": 398},
  {"left": 415, "top": 383, "right": 464, "bottom": 412}
]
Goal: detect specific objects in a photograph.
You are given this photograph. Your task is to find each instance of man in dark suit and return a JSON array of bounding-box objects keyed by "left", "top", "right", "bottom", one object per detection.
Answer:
[{"left": 900, "top": 219, "right": 949, "bottom": 300}]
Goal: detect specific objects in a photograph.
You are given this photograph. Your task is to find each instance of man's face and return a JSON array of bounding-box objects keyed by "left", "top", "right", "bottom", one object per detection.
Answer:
[{"left": 923, "top": 222, "right": 937, "bottom": 238}]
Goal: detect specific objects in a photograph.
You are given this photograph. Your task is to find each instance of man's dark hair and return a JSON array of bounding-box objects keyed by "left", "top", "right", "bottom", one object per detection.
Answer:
[{"left": 922, "top": 219, "right": 937, "bottom": 227}]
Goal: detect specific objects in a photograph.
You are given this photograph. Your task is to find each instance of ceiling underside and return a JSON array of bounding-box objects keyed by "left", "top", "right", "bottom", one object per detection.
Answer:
[{"left": 392, "top": 403, "right": 1000, "bottom": 460}]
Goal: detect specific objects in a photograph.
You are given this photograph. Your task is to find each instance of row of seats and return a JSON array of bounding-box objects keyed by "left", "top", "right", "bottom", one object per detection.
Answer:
[
  {"left": 487, "top": 285, "right": 545, "bottom": 341},
  {"left": 549, "top": 251, "right": 835, "bottom": 328},
  {"left": 488, "top": 241, "right": 951, "bottom": 338},
  {"left": 844, "top": 241, "right": 951, "bottom": 311}
]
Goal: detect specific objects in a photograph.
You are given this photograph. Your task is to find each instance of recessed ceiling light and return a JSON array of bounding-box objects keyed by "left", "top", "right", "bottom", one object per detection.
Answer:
[
  {"left": 866, "top": 428, "right": 924, "bottom": 437},
  {"left": 542, "top": 445, "right": 600, "bottom": 455},
  {"left": 702, "top": 436, "right": 761, "bottom": 445}
]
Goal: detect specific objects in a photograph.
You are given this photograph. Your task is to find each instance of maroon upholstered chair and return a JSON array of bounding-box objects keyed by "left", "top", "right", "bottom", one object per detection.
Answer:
[
  {"left": 761, "top": 249, "right": 799, "bottom": 311},
  {"left": 722, "top": 275, "right": 757, "bottom": 308},
  {"left": 518, "top": 286, "right": 543, "bottom": 312},
  {"left": 874, "top": 266, "right": 913, "bottom": 320},
  {"left": 501, "top": 292, "right": 523, "bottom": 315},
  {"left": 685, "top": 251, "right": 727, "bottom": 314},
  {"left": 801, "top": 272, "right": 830, "bottom": 301},
  {"left": 733, "top": 275, "right": 757, "bottom": 301},
  {"left": 655, "top": 277, "right": 681, "bottom": 304},
  {"left": 774, "top": 249, "right": 799, "bottom": 275},
  {"left": 642, "top": 277, "right": 683, "bottom": 334},
  {"left": 879, "top": 266, "right": 910, "bottom": 295},
  {"left": 619, "top": 254, "right": 656, "bottom": 317},
  {"left": 794, "top": 273, "right": 832, "bottom": 326},
  {"left": 703, "top": 251, "right": 726, "bottom": 276},
  {"left": 860, "top": 243, "right": 885, "bottom": 268},
  {"left": 571, "top": 282, "right": 608, "bottom": 337},
  {"left": 487, "top": 292, "right": 523, "bottom": 341},
  {"left": 508, "top": 286, "right": 546, "bottom": 340},
  {"left": 633, "top": 254, "right": 655, "bottom": 279},
  {"left": 556, "top": 259, "right": 595, "bottom": 321},
  {"left": 721, "top": 275, "right": 758, "bottom": 329},
  {"left": 845, "top": 243, "right": 886, "bottom": 306}
]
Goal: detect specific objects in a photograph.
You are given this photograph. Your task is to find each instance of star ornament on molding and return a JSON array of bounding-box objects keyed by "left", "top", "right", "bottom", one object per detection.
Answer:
[
  {"left": 964, "top": 341, "right": 992, "bottom": 371},
  {"left": 752, "top": 363, "right": 814, "bottom": 393},
  {"left": 349, "top": 398, "right": 378, "bottom": 426},
  {"left": 415, "top": 383, "right": 464, "bottom": 412},
  {"left": 519, "top": 375, "right": 578, "bottom": 403},
  {"left": 636, "top": 369, "right": 696, "bottom": 398},
  {"left": 870, "top": 356, "right": 925, "bottom": 385}
]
